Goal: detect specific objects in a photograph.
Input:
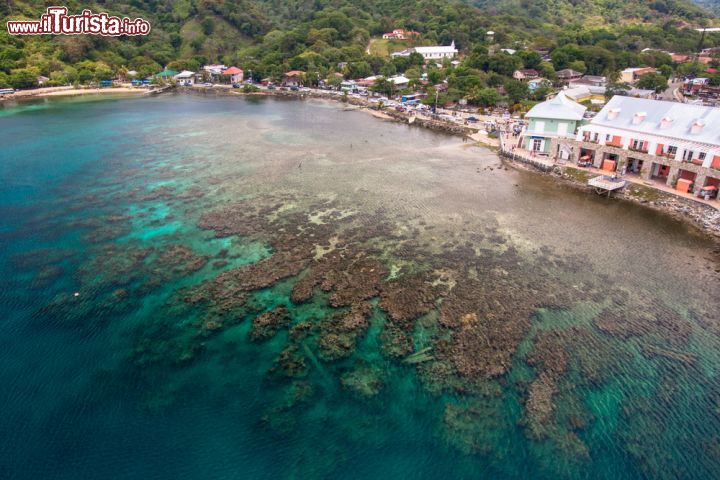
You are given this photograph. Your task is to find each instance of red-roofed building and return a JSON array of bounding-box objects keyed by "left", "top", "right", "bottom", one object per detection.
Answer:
[
  {"left": 283, "top": 70, "right": 305, "bottom": 86},
  {"left": 382, "top": 28, "right": 420, "bottom": 40},
  {"left": 223, "top": 66, "right": 244, "bottom": 84}
]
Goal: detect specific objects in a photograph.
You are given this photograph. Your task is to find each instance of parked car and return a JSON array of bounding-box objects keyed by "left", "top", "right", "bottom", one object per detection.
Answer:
[
  {"left": 267, "top": 84, "right": 277, "bottom": 90},
  {"left": 232, "top": 83, "right": 240, "bottom": 88},
  {"left": 203, "top": 82, "right": 212, "bottom": 87},
  {"left": 290, "top": 85, "right": 299, "bottom": 91}
]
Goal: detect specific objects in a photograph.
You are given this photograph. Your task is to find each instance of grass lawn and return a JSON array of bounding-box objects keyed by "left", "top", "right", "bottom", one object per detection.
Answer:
[{"left": 368, "top": 38, "right": 411, "bottom": 57}]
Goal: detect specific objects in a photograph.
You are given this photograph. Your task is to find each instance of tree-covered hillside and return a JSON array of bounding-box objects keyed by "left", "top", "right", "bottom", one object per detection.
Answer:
[{"left": 1, "top": 0, "right": 719, "bottom": 103}]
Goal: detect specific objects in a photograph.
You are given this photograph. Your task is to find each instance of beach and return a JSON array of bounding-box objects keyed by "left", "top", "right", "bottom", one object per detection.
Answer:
[{"left": 1, "top": 85, "right": 151, "bottom": 100}]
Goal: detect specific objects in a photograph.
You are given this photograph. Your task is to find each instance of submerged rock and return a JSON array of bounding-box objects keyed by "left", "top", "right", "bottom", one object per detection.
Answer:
[{"left": 250, "top": 305, "right": 291, "bottom": 341}]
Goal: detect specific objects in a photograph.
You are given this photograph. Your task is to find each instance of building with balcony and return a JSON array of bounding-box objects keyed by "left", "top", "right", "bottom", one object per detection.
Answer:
[
  {"left": 556, "top": 96, "right": 720, "bottom": 198},
  {"left": 521, "top": 92, "right": 587, "bottom": 156}
]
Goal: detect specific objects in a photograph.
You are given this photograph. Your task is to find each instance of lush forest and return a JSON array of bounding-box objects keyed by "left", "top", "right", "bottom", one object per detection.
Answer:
[{"left": 2, "top": 0, "right": 720, "bottom": 106}]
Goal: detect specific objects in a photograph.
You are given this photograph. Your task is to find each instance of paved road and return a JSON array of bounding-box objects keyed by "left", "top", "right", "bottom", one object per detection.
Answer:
[{"left": 658, "top": 81, "right": 684, "bottom": 102}]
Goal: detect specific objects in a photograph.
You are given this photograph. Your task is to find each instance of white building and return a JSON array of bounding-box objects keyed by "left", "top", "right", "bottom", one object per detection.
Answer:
[
  {"left": 388, "top": 75, "right": 410, "bottom": 89},
  {"left": 391, "top": 41, "right": 458, "bottom": 60},
  {"left": 174, "top": 70, "right": 195, "bottom": 86},
  {"left": 574, "top": 96, "right": 720, "bottom": 195}
]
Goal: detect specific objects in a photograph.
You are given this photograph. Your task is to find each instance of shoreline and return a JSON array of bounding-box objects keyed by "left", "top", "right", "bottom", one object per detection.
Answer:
[
  {"left": 0, "top": 86, "right": 151, "bottom": 101},
  {"left": 7, "top": 85, "right": 719, "bottom": 243}
]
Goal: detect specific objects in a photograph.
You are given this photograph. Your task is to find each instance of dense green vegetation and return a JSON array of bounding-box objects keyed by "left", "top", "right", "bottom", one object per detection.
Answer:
[{"left": 2, "top": 0, "right": 720, "bottom": 106}]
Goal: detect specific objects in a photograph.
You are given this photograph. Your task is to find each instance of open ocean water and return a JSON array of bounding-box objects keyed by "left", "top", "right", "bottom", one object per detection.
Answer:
[{"left": 0, "top": 94, "right": 719, "bottom": 479}]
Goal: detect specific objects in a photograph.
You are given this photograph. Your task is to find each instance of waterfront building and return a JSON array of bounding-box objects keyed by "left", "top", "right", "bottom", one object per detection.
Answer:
[
  {"left": 522, "top": 92, "right": 587, "bottom": 157},
  {"left": 282, "top": 70, "right": 305, "bottom": 87},
  {"left": 202, "top": 64, "right": 227, "bottom": 82},
  {"left": 565, "top": 96, "right": 720, "bottom": 197},
  {"left": 174, "top": 70, "right": 195, "bottom": 86},
  {"left": 223, "top": 67, "right": 244, "bottom": 84},
  {"left": 155, "top": 69, "right": 178, "bottom": 81}
]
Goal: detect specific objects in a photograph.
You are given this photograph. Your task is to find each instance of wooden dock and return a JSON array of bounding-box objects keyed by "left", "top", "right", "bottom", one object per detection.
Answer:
[
  {"left": 145, "top": 85, "right": 173, "bottom": 95},
  {"left": 588, "top": 175, "right": 626, "bottom": 196}
]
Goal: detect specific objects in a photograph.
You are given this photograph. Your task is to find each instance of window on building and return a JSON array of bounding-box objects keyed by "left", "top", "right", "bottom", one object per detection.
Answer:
[
  {"left": 605, "top": 134, "right": 611, "bottom": 141},
  {"left": 532, "top": 139, "right": 542, "bottom": 151},
  {"left": 667, "top": 145, "right": 677, "bottom": 155},
  {"left": 699, "top": 152, "right": 706, "bottom": 160}
]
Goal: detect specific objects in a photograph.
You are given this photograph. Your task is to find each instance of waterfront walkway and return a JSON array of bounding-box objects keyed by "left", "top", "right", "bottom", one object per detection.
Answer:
[{"left": 572, "top": 163, "right": 720, "bottom": 210}]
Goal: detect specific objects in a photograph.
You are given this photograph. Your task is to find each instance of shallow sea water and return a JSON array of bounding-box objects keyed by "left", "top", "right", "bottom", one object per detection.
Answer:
[{"left": 0, "top": 94, "right": 719, "bottom": 479}]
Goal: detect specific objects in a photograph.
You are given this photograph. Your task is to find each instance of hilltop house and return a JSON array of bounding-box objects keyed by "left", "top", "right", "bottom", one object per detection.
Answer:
[
  {"left": 521, "top": 92, "right": 587, "bottom": 157},
  {"left": 571, "top": 96, "right": 720, "bottom": 197},
  {"left": 382, "top": 29, "right": 420, "bottom": 39},
  {"left": 391, "top": 41, "right": 458, "bottom": 60},
  {"left": 223, "top": 66, "right": 244, "bottom": 84}
]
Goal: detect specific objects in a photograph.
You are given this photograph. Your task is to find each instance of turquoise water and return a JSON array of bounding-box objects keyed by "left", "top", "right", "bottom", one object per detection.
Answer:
[{"left": 1, "top": 94, "right": 719, "bottom": 479}]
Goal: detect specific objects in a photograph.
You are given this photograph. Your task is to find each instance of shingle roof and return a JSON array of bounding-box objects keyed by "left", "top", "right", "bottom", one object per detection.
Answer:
[
  {"left": 525, "top": 92, "right": 587, "bottom": 121},
  {"left": 590, "top": 96, "right": 720, "bottom": 147}
]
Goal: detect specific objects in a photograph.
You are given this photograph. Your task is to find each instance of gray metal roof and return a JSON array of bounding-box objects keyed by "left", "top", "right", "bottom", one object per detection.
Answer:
[
  {"left": 525, "top": 92, "right": 587, "bottom": 121},
  {"left": 590, "top": 96, "right": 720, "bottom": 147}
]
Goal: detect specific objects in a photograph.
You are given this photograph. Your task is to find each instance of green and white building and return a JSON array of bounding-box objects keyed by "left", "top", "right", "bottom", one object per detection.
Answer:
[{"left": 522, "top": 92, "right": 587, "bottom": 156}]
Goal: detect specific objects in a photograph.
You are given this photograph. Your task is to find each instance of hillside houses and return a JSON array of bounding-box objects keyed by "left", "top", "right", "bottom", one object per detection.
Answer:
[
  {"left": 620, "top": 67, "right": 656, "bottom": 84},
  {"left": 382, "top": 28, "right": 420, "bottom": 40}
]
